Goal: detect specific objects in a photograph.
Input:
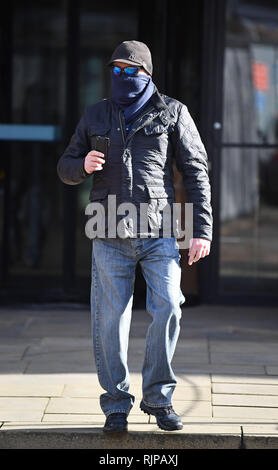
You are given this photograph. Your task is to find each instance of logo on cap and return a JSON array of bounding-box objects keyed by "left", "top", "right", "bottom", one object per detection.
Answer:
[{"left": 128, "top": 53, "right": 137, "bottom": 61}]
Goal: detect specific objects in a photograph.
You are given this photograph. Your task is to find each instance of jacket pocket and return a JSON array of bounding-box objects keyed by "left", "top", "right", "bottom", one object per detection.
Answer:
[
  {"left": 144, "top": 113, "right": 174, "bottom": 136},
  {"left": 147, "top": 186, "right": 174, "bottom": 199},
  {"left": 144, "top": 123, "right": 168, "bottom": 135},
  {"left": 88, "top": 125, "right": 111, "bottom": 137},
  {"left": 146, "top": 186, "right": 174, "bottom": 231}
]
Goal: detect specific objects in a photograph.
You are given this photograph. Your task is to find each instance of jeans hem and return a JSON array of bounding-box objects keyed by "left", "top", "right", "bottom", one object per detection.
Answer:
[
  {"left": 105, "top": 409, "right": 130, "bottom": 417},
  {"left": 142, "top": 399, "right": 172, "bottom": 408}
]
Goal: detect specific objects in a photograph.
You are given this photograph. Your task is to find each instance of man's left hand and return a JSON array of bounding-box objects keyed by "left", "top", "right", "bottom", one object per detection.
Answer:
[{"left": 188, "top": 238, "right": 211, "bottom": 265}]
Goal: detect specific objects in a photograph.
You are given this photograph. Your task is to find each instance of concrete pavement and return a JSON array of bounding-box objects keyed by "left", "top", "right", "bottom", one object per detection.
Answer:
[{"left": 0, "top": 302, "right": 278, "bottom": 448}]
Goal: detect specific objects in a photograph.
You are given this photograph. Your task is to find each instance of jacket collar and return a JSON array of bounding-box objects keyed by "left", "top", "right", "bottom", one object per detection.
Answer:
[
  {"left": 150, "top": 87, "right": 169, "bottom": 111},
  {"left": 150, "top": 87, "right": 172, "bottom": 126}
]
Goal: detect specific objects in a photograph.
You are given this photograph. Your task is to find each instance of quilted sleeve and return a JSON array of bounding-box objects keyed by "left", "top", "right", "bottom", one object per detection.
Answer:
[
  {"left": 172, "top": 104, "right": 213, "bottom": 241},
  {"left": 57, "top": 112, "right": 91, "bottom": 185}
]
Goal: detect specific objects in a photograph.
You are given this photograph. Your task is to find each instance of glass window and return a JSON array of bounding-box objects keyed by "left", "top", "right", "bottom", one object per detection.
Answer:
[
  {"left": 219, "top": 146, "right": 278, "bottom": 295},
  {"left": 5, "top": 1, "right": 66, "bottom": 285},
  {"left": 220, "top": 0, "right": 278, "bottom": 296},
  {"left": 223, "top": 0, "right": 278, "bottom": 144}
]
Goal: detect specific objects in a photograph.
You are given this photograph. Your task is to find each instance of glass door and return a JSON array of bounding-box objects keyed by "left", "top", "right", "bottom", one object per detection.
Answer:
[
  {"left": 0, "top": 1, "right": 67, "bottom": 298},
  {"left": 0, "top": 0, "right": 140, "bottom": 302},
  {"left": 219, "top": 0, "right": 278, "bottom": 299}
]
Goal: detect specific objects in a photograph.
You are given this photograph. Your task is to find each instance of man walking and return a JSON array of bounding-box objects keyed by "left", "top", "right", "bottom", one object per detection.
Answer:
[{"left": 57, "top": 40, "right": 212, "bottom": 433}]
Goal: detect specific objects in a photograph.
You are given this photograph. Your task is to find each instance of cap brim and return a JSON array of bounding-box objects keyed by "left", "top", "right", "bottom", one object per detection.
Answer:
[{"left": 108, "top": 58, "right": 142, "bottom": 67}]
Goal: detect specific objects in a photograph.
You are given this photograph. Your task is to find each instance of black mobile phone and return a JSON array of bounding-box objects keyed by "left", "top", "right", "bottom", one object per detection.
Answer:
[{"left": 95, "top": 136, "right": 110, "bottom": 161}]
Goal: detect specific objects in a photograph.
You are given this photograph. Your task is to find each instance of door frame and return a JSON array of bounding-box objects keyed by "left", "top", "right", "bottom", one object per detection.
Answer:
[{"left": 198, "top": 0, "right": 226, "bottom": 304}]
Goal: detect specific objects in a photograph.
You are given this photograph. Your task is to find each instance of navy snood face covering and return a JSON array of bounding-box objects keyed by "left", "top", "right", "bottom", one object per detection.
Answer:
[
  {"left": 111, "top": 72, "right": 154, "bottom": 124},
  {"left": 111, "top": 73, "right": 150, "bottom": 105}
]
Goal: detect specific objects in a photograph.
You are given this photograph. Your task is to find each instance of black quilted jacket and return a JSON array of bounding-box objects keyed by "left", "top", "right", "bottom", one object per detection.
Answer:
[{"left": 57, "top": 88, "right": 213, "bottom": 241}]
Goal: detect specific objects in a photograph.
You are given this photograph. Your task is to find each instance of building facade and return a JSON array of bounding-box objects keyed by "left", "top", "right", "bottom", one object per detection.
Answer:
[{"left": 0, "top": 0, "right": 278, "bottom": 306}]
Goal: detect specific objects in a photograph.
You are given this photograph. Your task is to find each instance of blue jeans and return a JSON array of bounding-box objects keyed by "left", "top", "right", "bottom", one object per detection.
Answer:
[{"left": 90, "top": 236, "right": 186, "bottom": 417}]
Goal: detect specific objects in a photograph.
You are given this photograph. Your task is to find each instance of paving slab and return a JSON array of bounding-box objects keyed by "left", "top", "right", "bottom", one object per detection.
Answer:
[
  {"left": 0, "top": 303, "right": 278, "bottom": 448},
  {"left": 212, "top": 374, "right": 278, "bottom": 385},
  {"left": 0, "top": 410, "right": 45, "bottom": 422},
  {"left": 213, "top": 406, "right": 278, "bottom": 419},
  {"left": 176, "top": 373, "right": 211, "bottom": 387},
  {"left": 209, "top": 340, "right": 278, "bottom": 353},
  {"left": 25, "top": 360, "right": 97, "bottom": 374},
  {"left": 0, "top": 397, "right": 48, "bottom": 411},
  {"left": 46, "top": 397, "right": 102, "bottom": 415},
  {"left": 242, "top": 424, "right": 278, "bottom": 434},
  {"left": 0, "top": 397, "right": 48, "bottom": 421},
  {"left": 211, "top": 352, "right": 278, "bottom": 365},
  {"left": 26, "top": 337, "right": 92, "bottom": 356},
  {"left": 63, "top": 384, "right": 106, "bottom": 398},
  {"left": 0, "top": 320, "right": 29, "bottom": 337},
  {"left": 173, "top": 364, "right": 265, "bottom": 374},
  {"left": 266, "top": 366, "right": 278, "bottom": 375},
  {"left": 20, "top": 319, "right": 89, "bottom": 338},
  {"left": 182, "top": 416, "right": 278, "bottom": 423},
  {"left": 174, "top": 338, "right": 209, "bottom": 352},
  {"left": 0, "top": 361, "right": 28, "bottom": 374},
  {"left": 62, "top": 384, "right": 211, "bottom": 401},
  {"left": 25, "top": 350, "right": 94, "bottom": 363},
  {"left": 212, "top": 383, "right": 278, "bottom": 395},
  {"left": 44, "top": 397, "right": 212, "bottom": 418},
  {"left": 42, "top": 414, "right": 150, "bottom": 424},
  {"left": 173, "top": 355, "right": 210, "bottom": 364},
  {"left": 212, "top": 393, "right": 278, "bottom": 407},
  {"left": 0, "top": 338, "right": 40, "bottom": 347},
  {"left": 0, "top": 345, "right": 28, "bottom": 361},
  {"left": 0, "top": 384, "right": 64, "bottom": 397},
  {"left": 0, "top": 373, "right": 143, "bottom": 385},
  {"left": 173, "top": 386, "right": 211, "bottom": 401},
  {"left": 0, "top": 373, "right": 97, "bottom": 384}
]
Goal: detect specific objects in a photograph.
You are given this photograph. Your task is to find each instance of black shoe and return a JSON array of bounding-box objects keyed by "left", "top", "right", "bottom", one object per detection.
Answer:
[
  {"left": 103, "top": 413, "right": 128, "bottom": 433},
  {"left": 140, "top": 400, "right": 183, "bottom": 431}
]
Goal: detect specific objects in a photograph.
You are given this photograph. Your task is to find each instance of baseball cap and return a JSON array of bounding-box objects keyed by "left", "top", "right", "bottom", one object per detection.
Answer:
[{"left": 108, "top": 40, "right": 153, "bottom": 76}]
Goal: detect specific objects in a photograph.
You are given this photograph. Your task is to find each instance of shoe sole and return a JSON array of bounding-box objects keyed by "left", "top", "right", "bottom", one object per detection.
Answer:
[{"left": 140, "top": 403, "right": 183, "bottom": 431}]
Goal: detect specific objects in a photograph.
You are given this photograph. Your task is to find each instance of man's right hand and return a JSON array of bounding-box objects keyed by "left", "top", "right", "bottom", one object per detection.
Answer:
[{"left": 84, "top": 150, "right": 105, "bottom": 174}]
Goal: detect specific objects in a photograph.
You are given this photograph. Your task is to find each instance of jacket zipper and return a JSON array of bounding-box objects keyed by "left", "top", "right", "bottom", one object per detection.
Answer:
[
  {"left": 119, "top": 110, "right": 126, "bottom": 146},
  {"left": 119, "top": 106, "right": 158, "bottom": 148}
]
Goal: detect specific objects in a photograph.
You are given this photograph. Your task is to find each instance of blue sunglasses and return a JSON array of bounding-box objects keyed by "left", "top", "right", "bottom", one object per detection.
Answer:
[{"left": 111, "top": 65, "right": 141, "bottom": 77}]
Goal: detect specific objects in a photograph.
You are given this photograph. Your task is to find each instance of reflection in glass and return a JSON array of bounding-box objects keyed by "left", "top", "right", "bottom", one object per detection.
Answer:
[
  {"left": 220, "top": 0, "right": 278, "bottom": 296},
  {"left": 7, "top": 1, "right": 66, "bottom": 283},
  {"left": 220, "top": 146, "right": 278, "bottom": 295},
  {"left": 224, "top": 0, "right": 278, "bottom": 144}
]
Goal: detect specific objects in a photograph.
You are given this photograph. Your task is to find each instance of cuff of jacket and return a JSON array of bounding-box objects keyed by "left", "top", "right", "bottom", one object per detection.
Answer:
[
  {"left": 82, "top": 166, "right": 91, "bottom": 178},
  {"left": 192, "top": 232, "right": 212, "bottom": 242}
]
